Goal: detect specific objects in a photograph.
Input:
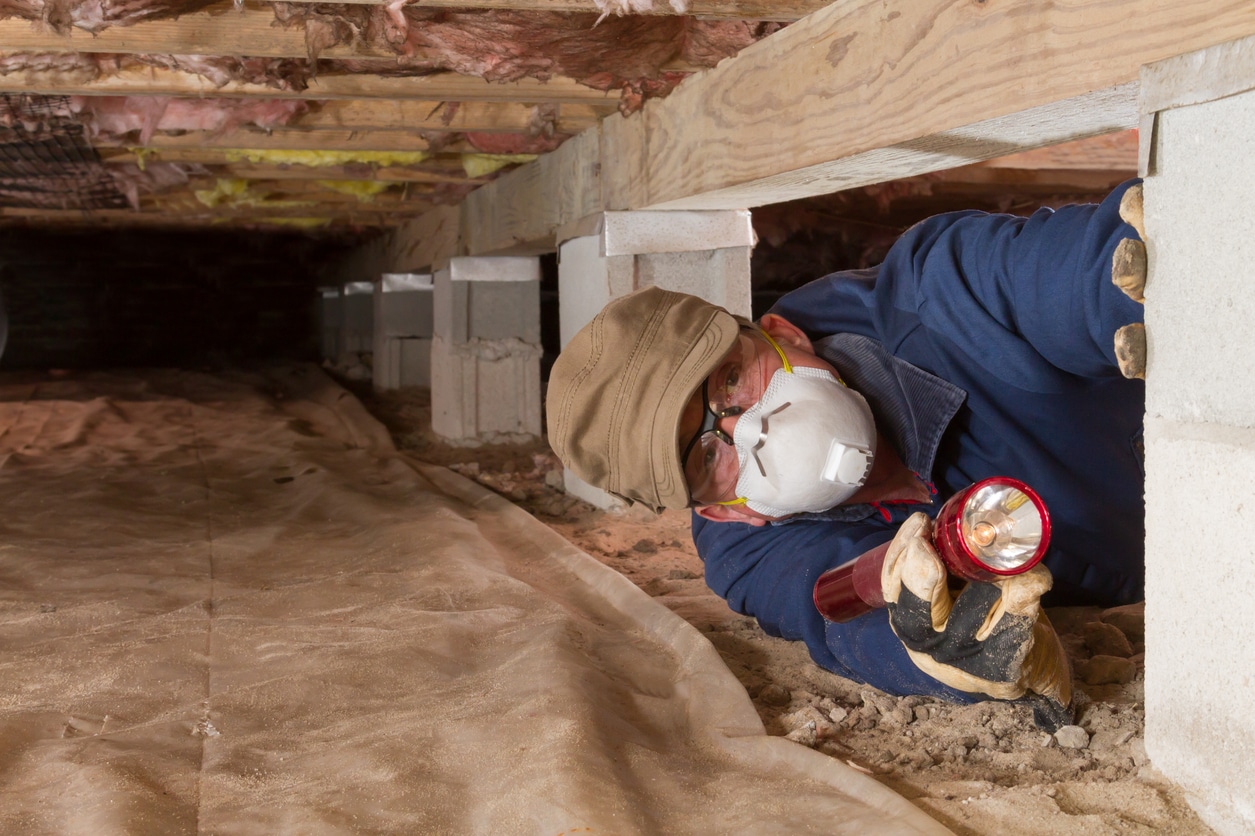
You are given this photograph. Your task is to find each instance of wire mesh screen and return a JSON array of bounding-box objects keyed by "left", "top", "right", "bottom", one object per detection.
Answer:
[{"left": 0, "top": 94, "right": 128, "bottom": 211}]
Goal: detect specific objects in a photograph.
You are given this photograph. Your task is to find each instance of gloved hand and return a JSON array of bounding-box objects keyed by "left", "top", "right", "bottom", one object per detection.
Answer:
[
  {"left": 1112, "top": 182, "right": 1147, "bottom": 379},
  {"left": 880, "top": 512, "right": 1074, "bottom": 731}
]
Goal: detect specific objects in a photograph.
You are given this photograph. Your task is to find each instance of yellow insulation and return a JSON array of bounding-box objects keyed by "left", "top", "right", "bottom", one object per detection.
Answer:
[
  {"left": 461, "top": 153, "right": 538, "bottom": 178},
  {"left": 194, "top": 178, "right": 315, "bottom": 210},
  {"left": 316, "top": 180, "right": 391, "bottom": 202}
]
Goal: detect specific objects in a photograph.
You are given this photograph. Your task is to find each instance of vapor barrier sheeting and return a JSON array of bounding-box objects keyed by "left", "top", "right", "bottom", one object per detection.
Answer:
[{"left": 0, "top": 367, "right": 949, "bottom": 834}]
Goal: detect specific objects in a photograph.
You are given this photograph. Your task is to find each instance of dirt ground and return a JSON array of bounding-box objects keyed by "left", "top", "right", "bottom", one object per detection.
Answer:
[{"left": 359, "top": 384, "right": 1213, "bottom": 836}]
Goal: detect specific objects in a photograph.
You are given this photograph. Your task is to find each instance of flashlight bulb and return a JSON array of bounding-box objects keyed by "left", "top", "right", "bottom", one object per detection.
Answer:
[{"left": 959, "top": 482, "right": 1044, "bottom": 572}]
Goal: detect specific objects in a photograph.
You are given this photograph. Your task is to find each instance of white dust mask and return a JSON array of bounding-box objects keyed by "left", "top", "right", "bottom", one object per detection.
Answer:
[{"left": 730, "top": 366, "right": 876, "bottom": 517}]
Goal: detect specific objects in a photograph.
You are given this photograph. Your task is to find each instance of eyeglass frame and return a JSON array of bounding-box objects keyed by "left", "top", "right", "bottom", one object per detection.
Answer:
[{"left": 678, "top": 325, "right": 795, "bottom": 507}]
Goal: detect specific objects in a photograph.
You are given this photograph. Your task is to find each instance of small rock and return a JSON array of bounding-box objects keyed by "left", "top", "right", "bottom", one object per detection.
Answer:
[
  {"left": 758, "top": 683, "right": 792, "bottom": 707},
  {"left": 1055, "top": 725, "right": 1090, "bottom": 749},
  {"left": 783, "top": 706, "right": 833, "bottom": 745},
  {"left": 543, "top": 469, "right": 565, "bottom": 489},
  {"left": 631, "top": 538, "right": 659, "bottom": 554},
  {"left": 1088, "top": 729, "right": 1129, "bottom": 751},
  {"left": 786, "top": 723, "right": 818, "bottom": 747},
  {"left": 1100, "top": 603, "right": 1145, "bottom": 643},
  {"left": 1084, "top": 621, "right": 1134, "bottom": 657},
  {"left": 667, "top": 569, "right": 699, "bottom": 580},
  {"left": 890, "top": 706, "right": 914, "bottom": 726},
  {"left": 1080, "top": 655, "right": 1138, "bottom": 686},
  {"left": 914, "top": 706, "right": 931, "bottom": 722},
  {"left": 1128, "top": 737, "right": 1150, "bottom": 766},
  {"left": 828, "top": 706, "right": 849, "bottom": 725}
]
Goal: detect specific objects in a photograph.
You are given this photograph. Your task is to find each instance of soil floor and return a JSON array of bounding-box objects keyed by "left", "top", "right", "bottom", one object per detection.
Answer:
[{"left": 358, "top": 384, "right": 1214, "bottom": 836}]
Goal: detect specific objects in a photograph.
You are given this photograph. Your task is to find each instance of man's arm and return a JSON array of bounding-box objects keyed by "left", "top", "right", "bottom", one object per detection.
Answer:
[
  {"left": 772, "top": 179, "right": 1145, "bottom": 382},
  {"left": 693, "top": 512, "right": 980, "bottom": 703}
]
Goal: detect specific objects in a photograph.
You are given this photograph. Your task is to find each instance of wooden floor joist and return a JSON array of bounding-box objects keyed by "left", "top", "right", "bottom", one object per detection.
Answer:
[
  {"left": 292, "top": 100, "right": 611, "bottom": 135},
  {"left": 0, "top": 9, "right": 390, "bottom": 59},
  {"left": 0, "top": 63, "right": 617, "bottom": 103},
  {"left": 98, "top": 128, "right": 472, "bottom": 154},
  {"left": 434, "top": 0, "right": 1255, "bottom": 261}
]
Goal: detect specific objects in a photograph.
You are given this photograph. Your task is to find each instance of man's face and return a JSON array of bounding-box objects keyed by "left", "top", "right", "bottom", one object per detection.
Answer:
[{"left": 676, "top": 313, "right": 843, "bottom": 519}]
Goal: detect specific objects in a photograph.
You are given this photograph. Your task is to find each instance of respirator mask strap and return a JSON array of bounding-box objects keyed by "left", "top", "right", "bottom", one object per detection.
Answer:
[{"left": 715, "top": 327, "right": 794, "bottom": 508}]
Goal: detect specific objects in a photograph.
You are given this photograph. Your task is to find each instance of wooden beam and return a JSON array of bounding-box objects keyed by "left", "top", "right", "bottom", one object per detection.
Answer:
[
  {"left": 333, "top": 203, "right": 462, "bottom": 281},
  {"left": 976, "top": 129, "right": 1138, "bottom": 171},
  {"left": 0, "top": 9, "right": 391, "bottom": 59},
  {"left": 599, "top": 0, "right": 1255, "bottom": 210},
  {"left": 100, "top": 128, "right": 472, "bottom": 153},
  {"left": 461, "top": 123, "right": 600, "bottom": 254},
  {"left": 0, "top": 62, "right": 616, "bottom": 104},
  {"left": 263, "top": 0, "right": 828, "bottom": 20},
  {"left": 294, "top": 100, "right": 610, "bottom": 135},
  {"left": 438, "top": 0, "right": 1253, "bottom": 258},
  {"left": 154, "top": 163, "right": 485, "bottom": 186}
]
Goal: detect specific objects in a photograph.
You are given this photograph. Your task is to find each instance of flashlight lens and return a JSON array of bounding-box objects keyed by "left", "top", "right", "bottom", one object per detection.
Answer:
[{"left": 960, "top": 484, "right": 1044, "bottom": 571}]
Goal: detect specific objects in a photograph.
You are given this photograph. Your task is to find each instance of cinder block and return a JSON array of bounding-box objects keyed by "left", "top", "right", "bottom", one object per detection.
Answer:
[
  {"left": 602, "top": 210, "right": 754, "bottom": 257},
  {"left": 557, "top": 235, "right": 633, "bottom": 347},
  {"left": 372, "top": 336, "right": 431, "bottom": 391},
  {"left": 636, "top": 247, "right": 753, "bottom": 319},
  {"left": 340, "top": 281, "right": 374, "bottom": 353},
  {"left": 1144, "top": 69, "right": 1255, "bottom": 426},
  {"left": 375, "top": 273, "right": 434, "bottom": 339},
  {"left": 433, "top": 260, "right": 540, "bottom": 344},
  {"left": 398, "top": 337, "right": 431, "bottom": 388},
  {"left": 430, "top": 334, "right": 542, "bottom": 443},
  {"left": 317, "top": 287, "right": 342, "bottom": 361},
  {"left": 1143, "top": 418, "right": 1255, "bottom": 836},
  {"left": 1141, "top": 39, "right": 1255, "bottom": 836},
  {"left": 432, "top": 265, "right": 467, "bottom": 343},
  {"left": 468, "top": 282, "right": 540, "bottom": 343},
  {"left": 563, "top": 469, "right": 628, "bottom": 513}
]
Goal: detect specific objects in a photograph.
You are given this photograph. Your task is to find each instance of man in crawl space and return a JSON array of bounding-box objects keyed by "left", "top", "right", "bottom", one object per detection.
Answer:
[{"left": 546, "top": 181, "right": 1148, "bottom": 732}]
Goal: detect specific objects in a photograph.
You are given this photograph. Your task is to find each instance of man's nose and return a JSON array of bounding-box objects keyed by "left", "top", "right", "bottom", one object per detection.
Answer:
[{"left": 717, "top": 411, "right": 742, "bottom": 440}]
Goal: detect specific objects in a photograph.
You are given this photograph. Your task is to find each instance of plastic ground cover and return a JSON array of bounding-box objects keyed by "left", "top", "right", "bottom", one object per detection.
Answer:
[{"left": 0, "top": 366, "right": 950, "bottom": 834}]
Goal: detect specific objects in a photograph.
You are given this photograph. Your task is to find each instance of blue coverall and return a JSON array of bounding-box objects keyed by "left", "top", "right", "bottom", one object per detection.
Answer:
[{"left": 693, "top": 181, "right": 1146, "bottom": 702}]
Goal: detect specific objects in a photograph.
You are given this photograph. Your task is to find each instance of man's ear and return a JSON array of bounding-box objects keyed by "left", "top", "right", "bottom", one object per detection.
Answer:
[
  {"left": 759, "top": 313, "right": 815, "bottom": 354},
  {"left": 694, "top": 503, "right": 770, "bottom": 527}
]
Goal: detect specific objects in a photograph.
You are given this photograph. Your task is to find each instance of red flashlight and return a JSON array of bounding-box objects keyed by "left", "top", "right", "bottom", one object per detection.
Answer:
[{"left": 813, "top": 477, "right": 1052, "bottom": 623}]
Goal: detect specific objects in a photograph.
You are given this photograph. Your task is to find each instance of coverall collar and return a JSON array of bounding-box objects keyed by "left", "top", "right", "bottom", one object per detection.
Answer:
[{"left": 773, "top": 332, "right": 966, "bottom": 525}]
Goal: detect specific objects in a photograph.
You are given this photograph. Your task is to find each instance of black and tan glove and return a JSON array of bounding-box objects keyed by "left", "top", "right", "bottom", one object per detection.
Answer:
[
  {"left": 1112, "top": 182, "right": 1148, "bottom": 379},
  {"left": 881, "top": 512, "right": 1073, "bottom": 731}
]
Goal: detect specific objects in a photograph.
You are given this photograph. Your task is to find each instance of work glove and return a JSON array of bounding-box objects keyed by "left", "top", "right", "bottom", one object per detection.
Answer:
[
  {"left": 1112, "top": 183, "right": 1147, "bottom": 379},
  {"left": 881, "top": 512, "right": 1074, "bottom": 732}
]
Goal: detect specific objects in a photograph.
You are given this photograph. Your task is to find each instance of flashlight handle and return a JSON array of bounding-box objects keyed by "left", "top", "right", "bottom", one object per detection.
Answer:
[{"left": 813, "top": 541, "right": 890, "bottom": 623}]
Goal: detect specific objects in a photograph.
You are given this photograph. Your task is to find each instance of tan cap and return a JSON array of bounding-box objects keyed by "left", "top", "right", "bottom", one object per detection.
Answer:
[{"left": 546, "top": 287, "right": 740, "bottom": 511}]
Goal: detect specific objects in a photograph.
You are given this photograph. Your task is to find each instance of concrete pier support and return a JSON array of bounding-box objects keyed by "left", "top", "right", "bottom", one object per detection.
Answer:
[
  {"left": 317, "top": 286, "right": 341, "bottom": 362},
  {"left": 556, "top": 210, "right": 755, "bottom": 509},
  {"left": 340, "top": 281, "right": 374, "bottom": 355},
  {"left": 1140, "top": 36, "right": 1255, "bottom": 836},
  {"left": 372, "top": 273, "right": 434, "bottom": 391},
  {"left": 431, "top": 256, "right": 542, "bottom": 444}
]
